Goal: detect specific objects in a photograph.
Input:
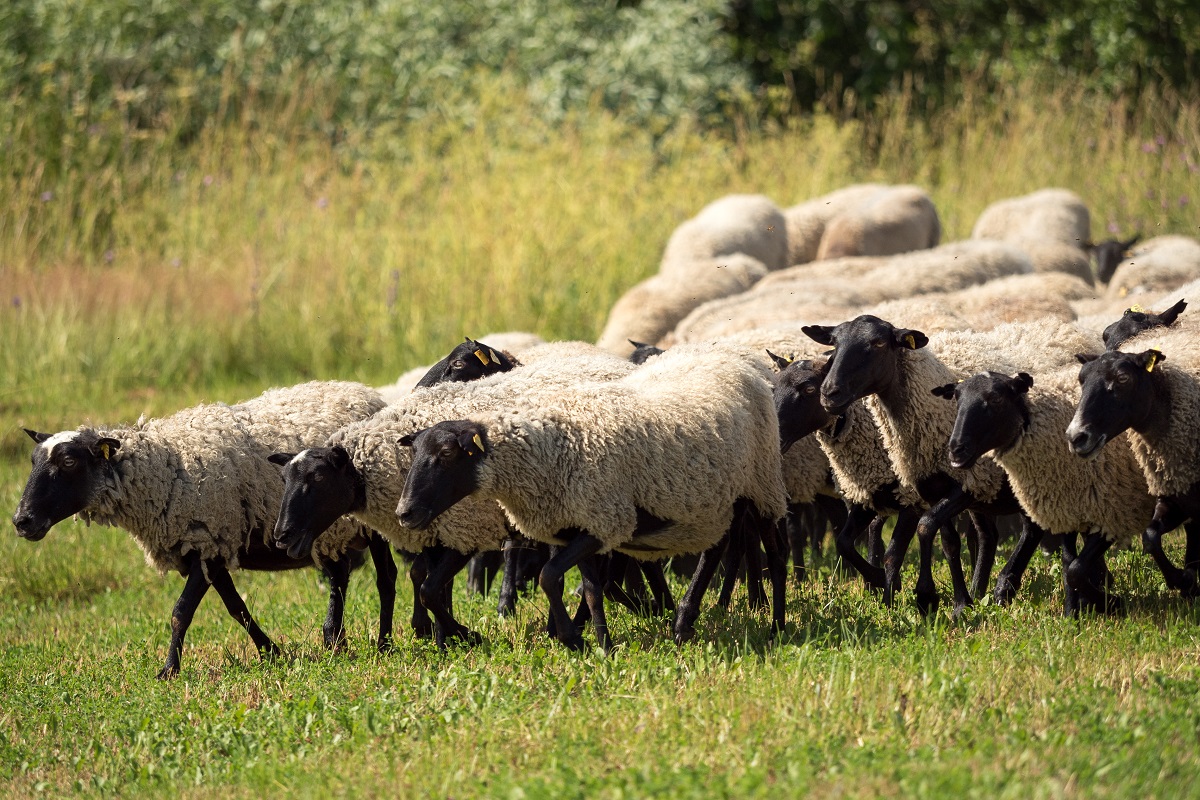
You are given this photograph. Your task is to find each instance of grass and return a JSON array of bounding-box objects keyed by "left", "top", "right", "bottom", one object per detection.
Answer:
[{"left": 4, "top": 77, "right": 1200, "bottom": 796}]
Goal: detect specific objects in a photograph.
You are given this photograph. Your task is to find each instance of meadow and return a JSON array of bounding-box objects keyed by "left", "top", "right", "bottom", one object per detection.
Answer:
[{"left": 3, "top": 79, "right": 1200, "bottom": 796}]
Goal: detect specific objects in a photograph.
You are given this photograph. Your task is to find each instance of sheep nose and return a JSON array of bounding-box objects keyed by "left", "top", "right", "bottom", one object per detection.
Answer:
[{"left": 820, "top": 386, "right": 851, "bottom": 414}]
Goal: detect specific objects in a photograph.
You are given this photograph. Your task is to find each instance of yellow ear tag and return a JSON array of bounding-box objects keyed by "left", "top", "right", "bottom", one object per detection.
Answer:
[
  {"left": 474, "top": 349, "right": 489, "bottom": 365},
  {"left": 489, "top": 349, "right": 499, "bottom": 364},
  {"left": 1129, "top": 304, "right": 1145, "bottom": 313},
  {"left": 472, "top": 433, "right": 485, "bottom": 453},
  {"left": 904, "top": 334, "right": 917, "bottom": 349},
  {"left": 1146, "top": 351, "right": 1161, "bottom": 372},
  {"left": 99, "top": 443, "right": 111, "bottom": 460}
]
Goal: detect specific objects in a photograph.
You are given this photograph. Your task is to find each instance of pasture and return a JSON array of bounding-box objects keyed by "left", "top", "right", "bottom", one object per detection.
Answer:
[{"left": 3, "top": 82, "right": 1200, "bottom": 796}]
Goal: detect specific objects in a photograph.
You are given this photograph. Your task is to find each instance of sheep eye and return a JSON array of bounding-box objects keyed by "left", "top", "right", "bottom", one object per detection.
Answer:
[
  {"left": 439, "top": 446, "right": 457, "bottom": 459},
  {"left": 1115, "top": 372, "right": 1131, "bottom": 385},
  {"left": 60, "top": 456, "right": 77, "bottom": 469},
  {"left": 312, "top": 471, "right": 325, "bottom": 482},
  {"left": 803, "top": 384, "right": 816, "bottom": 395},
  {"left": 871, "top": 339, "right": 886, "bottom": 348},
  {"left": 451, "top": 360, "right": 466, "bottom": 370}
]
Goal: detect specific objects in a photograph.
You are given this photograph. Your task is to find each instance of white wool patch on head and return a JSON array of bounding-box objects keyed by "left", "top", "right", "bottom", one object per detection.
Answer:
[
  {"left": 40, "top": 430, "right": 80, "bottom": 457},
  {"left": 288, "top": 449, "right": 311, "bottom": 467}
]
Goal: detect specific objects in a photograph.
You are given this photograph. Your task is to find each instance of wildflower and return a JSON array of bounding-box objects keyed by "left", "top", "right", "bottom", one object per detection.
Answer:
[
  {"left": 202, "top": 175, "right": 214, "bottom": 187},
  {"left": 317, "top": 197, "right": 329, "bottom": 210},
  {"left": 39, "top": 191, "right": 52, "bottom": 202}
]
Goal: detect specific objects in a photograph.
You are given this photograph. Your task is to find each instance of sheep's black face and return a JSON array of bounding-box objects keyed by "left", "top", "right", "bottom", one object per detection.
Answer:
[
  {"left": 803, "top": 315, "right": 928, "bottom": 415},
  {"left": 773, "top": 359, "right": 832, "bottom": 452},
  {"left": 396, "top": 421, "right": 487, "bottom": 530},
  {"left": 936, "top": 372, "right": 1032, "bottom": 470},
  {"left": 1068, "top": 350, "right": 1162, "bottom": 459},
  {"left": 269, "top": 447, "right": 362, "bottom": 560},
  {"left": 1091, "top": 235, "right": 1139, "bottom": 284},
  {"left": 628, "top": 340, "right": 665, "bottom": 365},
  {"left": 415, "top": 339, "right": 514, "bottom": 387},
  {"left": 12, "top": 429, "right": 119, "bottom": 541},
  {"left": 1102, "top": 299, "right": 1186, "bottom": 351}
]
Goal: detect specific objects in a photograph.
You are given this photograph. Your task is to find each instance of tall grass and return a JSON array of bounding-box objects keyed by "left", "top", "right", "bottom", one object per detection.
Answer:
[{"left": 2, "top": 76, "right": 1198, "bottom": 455}]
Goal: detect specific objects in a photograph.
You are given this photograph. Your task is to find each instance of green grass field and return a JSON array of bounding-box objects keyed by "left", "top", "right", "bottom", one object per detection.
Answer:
[{"left": 4, "top": 81, "right": 1200, "bottom": 796}]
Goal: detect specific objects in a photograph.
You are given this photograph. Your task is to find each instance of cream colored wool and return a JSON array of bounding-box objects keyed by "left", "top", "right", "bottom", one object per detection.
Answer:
[
  {"left": 815, "top": 185, "right": 941, "bottom": 260},
  {"left": 816, "top": 399, "right": 922, "bottom": 509},
  {"left": 659, "top": 194, "right": 789, "bottom": 278},
  {"left": 1152, "top": 277, "right": 1200, "bottom": 312},
  {"left": 327, "top": 351, "right": 639, "bottom": 555},
  {"left": 867, "top": 320, "right": 1099, "bottom": 504},
  {"left": 79, "top": 381, "right": 385, "bottom": 576},
  {"left": 457, "top": 342, "right": 788, "bottom": 558},
  {"left": 1106, "top": 320, "right": 1200, "bottom": 498},
  {"left": 784, "top": 184, "right": 888, "bottom": 265},
  {"left": 988, "top": 367, "right": 1153, "bottom": 546},
  {"left": 972, "top": 188, "right": 1091, "bottom": 246},
  {"left": 1105, "top": 236, "right": 1200, "bottom": 300},
  {"left": 1018, "top": 241, "right": 1096, "bottom": 285},
  {"left": 596, "top": 254, "right": 767, "bottom": 356}
]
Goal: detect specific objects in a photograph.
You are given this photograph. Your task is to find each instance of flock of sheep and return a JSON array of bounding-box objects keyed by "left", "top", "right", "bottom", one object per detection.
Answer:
[{"left": 12, "top": 183, "right": 1200, "bottom": 679}]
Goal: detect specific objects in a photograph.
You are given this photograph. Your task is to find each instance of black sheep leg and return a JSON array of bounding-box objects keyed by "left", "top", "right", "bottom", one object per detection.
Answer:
[
  {"left": 716, "top": 524, "right": 747, "bottom": 610},
  {"left": 866, "top": 515, "right": 885, "bottom": 570},
  {"left": 913, "top": 487, "right": 973, "bottom": 616},
  {"left": 539, "top": 531, "right": 605, "bottom": 651},
  {"left": 1143, "top": 500, "right": 1199, "bottom": 597},
  {"left": 577, "top": 555, "right": 613, "bottom": 652},
  {"left": 992, "top": 515, "right": 1044, "bottom": 606},
  {"left": 1067, "top": 533, "right": 1121, "bottom": 614},
  {"left": 158, "top": 552, "right": 211, "bottom": 680},
  {"left": 674, "top": 533, "right": 730, "bottom": 645},
  {"left": 367, "top": 534, "right": 398, "bottom": 652},
  {"left": 967, "top": 511, "right": 999, "bottom": 601},
  {"left": 835, "top": 503, "right": 886, "bottom": 591},
  {"left": 497, "top": 538, "right": 524, "bottom": 617},
  {"left": 759, "top": 516, "right": 788, "bottom": 639},
  {"left": 785, "top": 502, "right": 810, "bottom": 581},
  {"left": 408, "top": 551, "right": 433, "bottom": 639},
  {"left": 1061, "top": 533, "right": 1080, "bottom": 617},
  {"left": 883, "top": 509, "right": 919, "bottom": 607},
  {"left": 418, "top": 545, "right": 478, "bottom": 648},
  {"left": 744, "top": 532, "right": 767, "bottom": 610},
  {"left": 641, "top": 560, "right": 675, "bottom": 614},
  {"left": 319, "top": 554, "right": 352, "bottom": 649},
  {"left": 205, "top": 558, "right": 280, "bottom": 659}
]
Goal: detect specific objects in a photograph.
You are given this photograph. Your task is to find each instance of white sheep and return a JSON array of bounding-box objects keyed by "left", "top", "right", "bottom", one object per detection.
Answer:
[
  {"left": 396, "top": 341, "right": 789, "bottom": 650},
  {"left": 784, "top": 183, "right": 888, "bottom": 265},
  {"left": 971, "top": 188, "right": 1094, "bottom": 282},
  {"left": 1104, "top": 235, "right": 1200, "bottom": 300},
  {"left": 658, "top": 194, "right": 789, "bottom": 278},
  {"left": 815, "top": 185, "right": 941, "bottom": 260},
  {"left": 12, "top": 381, "right": 388, "bottom": 678}
]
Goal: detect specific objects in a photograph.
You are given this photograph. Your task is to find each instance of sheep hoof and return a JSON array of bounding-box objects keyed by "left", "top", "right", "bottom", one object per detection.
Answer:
[
  {"left": 260, "top": 642, "right": 283, "bottom": 660},
  {"left": 915, "top": 590, "right": 940, "bottom": 617},
  {"left": 993, "top": 576, "right": 1020, "bottom": 606},
  {"left": 453, "top": 628, "right": 484, "bottom": 647},
  {"left": 1177, "top": 569, "right": 1200, "bottom": 598},
  {"left": 561, "top": 634, "right": 587, "bottom": 652},
  {"left": 376, "top": 638, "right": 395, "bottom": 655},
  {"left": 156, "top": 664, "right": 180, "bottom": 681},
  {"left": 412, "top": 621, "right": 434, "bottom": 640},
  {"left": 673, "top": 625, "right": 696, "bottom": 646}
]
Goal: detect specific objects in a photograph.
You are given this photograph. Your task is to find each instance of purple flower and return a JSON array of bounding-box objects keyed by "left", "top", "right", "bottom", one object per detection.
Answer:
[
  {"left": 12, "top": 296, "right": 21, "bottom": 308},
  {"left": 170, "top": 257, "right": 182, "bottom": 268},
  {"left": 39, "top": 191, "right": 53, "bottom": 202},
  {"left": 1156, "top": 135, "right": 1167, "bottom": 147},
  {"left": 103, "top": 250, "right": 114, "bottom": 264},
  {"left": 1181, "top": 196, "right": 1190, "bottom": 208},
  {"left": 316, "top": 196, "right": 329, "bottom": 210},
  {"left": 1107, "top": 221, "right": 1120, "bottom": 234},
  {"left": 202, "top": 175, "right": 214, "bottom": 187},
  {"left": 1141, "top": 142, "right": 1156, "bottom": 153}
]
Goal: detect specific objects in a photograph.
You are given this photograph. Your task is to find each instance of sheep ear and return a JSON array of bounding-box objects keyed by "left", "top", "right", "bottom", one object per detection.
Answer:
[
  {"left": 92, "top": 437, "right": 120, "bottom": 460},
  {"left": 1160, "top": 299, "right": 1187, "bottom": 325},
  {"left": 23, "top": 428, "right": 52, "bottom": 444},
  {"left": 802, "top": 325, "right": 835, "bottom": 346},
  {"left": 1141, "top": 349, "right": 1165, "bottom": 373},
  {"left": 765, "top": 350, "right": 793, "bottom": 371},
  {"left": 329, "top": 446, "right": 351, "bottom": 470},
  {"left": 1075, "top": 353, "right": 1099, "bottom": 365},
  {"left": 895, "top": 329, "right": 928, "bottom": 350},
  {"left": 457, "top": 428, "right": 485, "bottom": 455},
  {"left": 473, "top": 348, "right": 490, "bottom": 366},
  {"left": 628, "top": 339, "right": 650, "bottom": 349},
  {"left": 397, "top": 433, "right": 419, "bottom": 448},
  {"left": 268, "top": 452, "right": 296, "bottom": 466},
  {"left": 931, "top": 383, "right": 957, "bottom": 400},
  {"left": 1123, "top": 234, "right": 1141, "bottom": 250},
  {"left": 1011, "top": 372, "right": 1034, "bottom": 394}
]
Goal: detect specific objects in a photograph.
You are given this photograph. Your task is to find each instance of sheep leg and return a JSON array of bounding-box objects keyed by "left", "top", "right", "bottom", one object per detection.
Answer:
[
  {"left": 744, "top": 532, "right": 767, "bottom": 610},
  {"left": 205, "top": 559, "right": 280, "bottom": 660},
  {"left": 759, "top": 517, "right": 788, "bottom": 640},
  {"left": 576, "top": 556, "right": 612, "bottom": 653},
  {"left": 716, "top": 524, "right": 747, "bottom": 610},
  {"left": 815, "top": 493, "right": 850, "bottom": 547},
  {"left": 993, "top": 515, "right": 1044, "bottom": 606},
  {"left": 539, "top": 532, "right": 605, "bottom": 651},
  {"left": 418, "top": 546, "right": 478, "bottom": 648},
  {"left": 964, "top": 515, "right": 979, "bottom": 579},
  {"left": 967, "top": 511, "right": 999, "bottom": 601},
  {"left": 835, "top": 503, "right": 886, "bottom": 591},
  {"left": 641, "top": 561, "right": 675, "bottom": 614},
  {"left": 607, "top": 552, "right": 653, "bottom": 615},
  {"left": 914, "top": 487, "right": 973, "bottom": 616},
  {"left": 497, "top": 537, "right": 527, "bottom": 617},
  {"left": 465, "top": 554, "right": 488, "bottom": 596},
  {"left": 1061, "top": 533, "right": 1080, "bottom": 617},
  {"left": 883, "top": 509, "right": 919, "bottom": 607},
  {"left": 674, "top": 534, "right": 730, "bottom": 645},
  {"left": 785, "top": 503, "right": 809, "bottom": 582},
  {"left": 866, "top": 515, "right": 885, "bottom": 570},
  {"left": 1143, "top": 500, "right": 1198, "bottom": 597},
  {"left": 1067, "top": 533, "right": 1121, "bottom": 614},
  {"left": 158, "top": 554, "right": 211, "bottom": 680},
  {"left": 367, "top": 533, "right": 397, "bottom": 652},
  {"left": 319, "top": 554, "right": 352, "bottom": 650},
  {"left": 408, "top": 552, "right": 433, "bottom": 639}
]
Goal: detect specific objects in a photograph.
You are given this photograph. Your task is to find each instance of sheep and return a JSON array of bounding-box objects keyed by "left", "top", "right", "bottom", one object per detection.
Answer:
[
  {"left": 395, "top": 341, "right": 790, "bottom": 651},
  {"left": 804, "top": 316, "right": 1098, "bottom": 614},
  {"left": 271, "top": 345, "right": 641, "bottom": 647},
  {"left": 658, "top": 194, "right": 789, "bottom": 278},
  {"left": 596, "top": 254, "right": 767, "bottom": 356},
  {"left": 11, "top": 381, "right": 390, "bottom": 678},
  {"left": 414, "top": 337, "right": 521, "bottom": 387},
  {"left": 377, "top": 332, "right": 546, "bottom": 401},
  {"left": 815, "top": 185, "right": 941, "bottom": 260},
  {"left": 935, "top": 366, "right": 1156, "bottom": 614},
  {"left": 1102, "top": 299, "right": 1188, "bottom": 350},
  {"left": 1090, "top": 234, "right": 1140, "bottom": 283},
  {"left": 1104, "top": 235, "right": 1200, "bottom": 300},
  {"left": 784, "top": 183, "right": 888, "bottom": 265},
  {"left": 671, "top": 240, "right": 1033, "bottom": 343},
  {"left": 1067, "top": 317, "right": 1200, "bottom": 600},
  {"left": 971, "top": 188, "right": 1094, "bottom": 282}
]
